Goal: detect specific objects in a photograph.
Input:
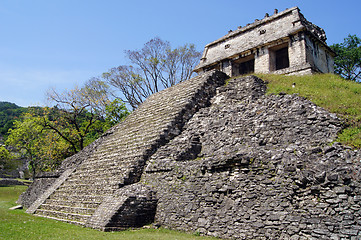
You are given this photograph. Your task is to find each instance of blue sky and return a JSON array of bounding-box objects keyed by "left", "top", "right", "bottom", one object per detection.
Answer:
[{"left": 0, "top": 0, "right": 360, "bottom": 107}]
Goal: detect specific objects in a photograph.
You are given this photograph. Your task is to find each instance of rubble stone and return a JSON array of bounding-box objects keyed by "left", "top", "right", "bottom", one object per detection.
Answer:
[{"left": 22, "top": 72, "right": 361, "bottom": 239}]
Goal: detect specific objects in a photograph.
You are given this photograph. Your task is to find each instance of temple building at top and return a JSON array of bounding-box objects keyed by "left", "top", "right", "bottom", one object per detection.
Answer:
[{"left": 194, "top": 7, "right": 335, "bottom": 76}]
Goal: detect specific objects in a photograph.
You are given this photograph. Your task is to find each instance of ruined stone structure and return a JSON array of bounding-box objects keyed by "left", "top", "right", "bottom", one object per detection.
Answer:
[
  {"left": 19, "top": 7, "right": 361, "bottom": 240},
  {"left": 21, "top": 70, "right": 228, "bottom": 227},
  {"left": 194, "top": 7, "right": 335, "bottom": 76},
  {"left": 20, "top": 70, "right": 361, "bottom": 239}
]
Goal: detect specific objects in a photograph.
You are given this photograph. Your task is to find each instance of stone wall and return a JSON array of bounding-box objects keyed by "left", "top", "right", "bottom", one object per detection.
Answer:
[
  {"left": 141, "top": 76, "right": 361, "bottom": 239},
  {"left": 305, "top": 34, "right": 335, "bottom": 73},
  {"left": 196, "top": 8, "right": 303, "bottom": 70},
  {"left": 23, "top": 72, "right": 361, "bottom": 239}
]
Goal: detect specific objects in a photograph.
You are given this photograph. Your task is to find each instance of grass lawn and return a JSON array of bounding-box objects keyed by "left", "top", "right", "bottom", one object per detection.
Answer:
[{"left": 0, "top": 186, "right": 219, "bottom": 240}]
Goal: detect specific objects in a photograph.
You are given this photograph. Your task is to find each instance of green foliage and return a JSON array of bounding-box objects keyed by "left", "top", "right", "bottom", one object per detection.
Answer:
[
  {"left": 5, "top": 114, "right": 72, "bottom": 178},
  {"left": 0, "top": 145, "right": 10, "bottom": 160},
  {"left": 104, "top": 99, "right": 130, "bottom": 129},
  {"left": 0, "top": 186, "right": 219, "bottom": 240},
  {"left": 42, "top": 106, "right": 104, "bottom": 152},
  {"left": 0, "top": 145, "right": 16, "bottom": 171},
  {"left": 3, "top": 79, "right": 129, "bottom": 176},
  {"left": 256, "top": 73, "right": 361, "bottom": 148},
  {"left": 330, "top": 34, "right": 361, "bottom": 81},
  {"left": 0, "top": 101, "right": 27, "bottom": 137}
]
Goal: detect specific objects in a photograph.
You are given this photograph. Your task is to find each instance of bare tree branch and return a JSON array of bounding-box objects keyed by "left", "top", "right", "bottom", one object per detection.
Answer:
[{"left": 104, "top": 37, "right": 201, "bottom": 109}]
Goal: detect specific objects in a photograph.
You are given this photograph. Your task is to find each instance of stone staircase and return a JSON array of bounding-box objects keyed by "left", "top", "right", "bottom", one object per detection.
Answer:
[{"left": 26, "top": 70, "right": 228, "bottom": 228}]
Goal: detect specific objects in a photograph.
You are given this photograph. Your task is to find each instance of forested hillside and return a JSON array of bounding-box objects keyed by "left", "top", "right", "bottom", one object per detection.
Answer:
[{"left": 0, "top": 102, "right": 27, "bottom": 138}]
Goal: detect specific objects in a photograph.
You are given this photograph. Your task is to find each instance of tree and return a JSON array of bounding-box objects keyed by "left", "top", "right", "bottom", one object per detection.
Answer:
[
  {"left": 0, "top": 145, "right": 10, "bottom": 160},
  {"left": 4, "top": 82, "right": 129, "bottom": 177},
  {"left": 6, "top": 117, "right": 42, "bottom": 178},
  {"left": 104, "top": 99, "right": 130, "bottom": 128},
  {"left": 0, "top": 145, "right": 11, "bottom": 170},
  {"left": 103, "top": 37, "right": 201, "bottom": 109},
  {"left": 0, "top": 101, "right": 27, "bottom": 137},
  {"left": 45, "top": 87, "right": 106, "bottom": 153},
  {"left": 79, "top": 77, "right": 113, "bottom": 117},
  {"left": 5, "top": 115, "right": 71, "bottom": 178},
  {"left": 6, "top": 115, "right": 71, "bottom": 178},
  {"left": 331, "top": 34, "right": 361, "bottom": 82},
  {"left": 45, "top": 79, "right": 129, "bottom": 153}
]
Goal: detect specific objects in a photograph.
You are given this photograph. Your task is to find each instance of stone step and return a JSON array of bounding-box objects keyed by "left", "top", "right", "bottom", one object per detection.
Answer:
[
  {"left": 49, "top": 193, "right": 106, "bottom": 202},
  {"left": 86, "top": 147, "right": 147, "bottom": 157},
  {"left": 40, "top": 203, "right": 96, "bottom": 215},
  {"left": 74, "top": 161, "right": 126, "bottom": 171},
  {"left": 95, "top": 142, "right": 154, "bottom": 153},
  {"left": 51, "top": 188, "right": 115, "bottom": 197},
  {"left": 68, "top": 172, "right": 130, "bottom": 182},
  {"left": 126, "top": 108, "right": 180, "bottom": 119},
  {"left": 44, "top": 199, "right": 101, "bottom": 209},
  {"left": 74, "top": 161, "right": 140, "bottom": 174},
  {"left": 34, "top": 214, "right": 86, "bottom": 226},
  {"left": 71, "top": 167, "right": 126, "bottom": 176},
  {"left": 98, "top": 135, "right": 157, "bottom": 149},
  {"left": 75, "top": 162, "right": 136, "bottom": 171},
  {"left": 108, "top": 121, "right": 166, "bottom": 135},
  {"left": 57, "top": 185, "right": 118, "bottom": 193},
  {"left": 58, "top": 182, "right": 119, "bottom": 191},
  {"left": 61, "top": 177, "right": 122, "bottom": 186},
  {"left": 75, "top": 156, "right": 141, "bottom": 169},
  {"left": 27, "top": 71, "right": 223, "bottom": 229},
  {"left": 120, "top": 117, "right": 170, "bottom": 127},
  {"left": 35, "top": 209, "right": 91, "bottom": 223},
  {"left": 99, "top": 127, "right": 168, "bottom": 146}
]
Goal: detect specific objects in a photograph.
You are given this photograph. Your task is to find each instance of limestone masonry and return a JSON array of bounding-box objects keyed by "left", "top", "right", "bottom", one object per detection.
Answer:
[
  {"left": 21, "top": 71, "right": 361, "bottom": 239},
  {"left": 194, "top": 7, "right": 335, "bottom": 76},
  {"left": 20, "top": 8, "right": 361, "bottom": 240}
]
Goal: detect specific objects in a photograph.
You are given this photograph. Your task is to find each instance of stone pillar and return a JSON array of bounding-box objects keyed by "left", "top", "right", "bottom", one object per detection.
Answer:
[
  {"left": 288, "top": 34, "right": 307, "bottom": 69},
  {"left": 255, "top": 47, "right": 270, "bottom": 73},
  {"left": 327, "top": 54, "right": 334, "bottom": 73},
  {"left": 221, "top": 60, "right": 232, "bottom": 76}
]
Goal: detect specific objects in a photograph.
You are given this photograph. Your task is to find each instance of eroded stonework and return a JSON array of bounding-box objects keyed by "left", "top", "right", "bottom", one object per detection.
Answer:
[
  {"left": 142, "top": 76, "right": 361, "bottom": 239},
  {"left": 194, "top": 7, "right": 335, "bottom": 76},
  {"left": 21, "top": 70, "right": 228, "bottom": 228},
  {"left": 21, "top": 72, "right": 361, "bottom": 239}
]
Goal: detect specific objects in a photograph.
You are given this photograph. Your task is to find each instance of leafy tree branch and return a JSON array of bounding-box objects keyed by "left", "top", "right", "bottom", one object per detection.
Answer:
[{"left": 331, "top": 34, "right": 361, "bottom": 82}]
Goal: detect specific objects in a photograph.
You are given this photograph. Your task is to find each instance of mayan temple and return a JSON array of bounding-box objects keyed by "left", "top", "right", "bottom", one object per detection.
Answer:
[
  {"left": 194, "top": 7, "right": 335, "bottom": 76},
  {"left": 20, "top": 7, "right": 361, "bottom": 240}
]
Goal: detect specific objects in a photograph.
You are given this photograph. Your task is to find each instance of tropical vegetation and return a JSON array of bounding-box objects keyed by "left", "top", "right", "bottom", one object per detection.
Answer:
[{"left": 330, "top": 34, "right": 361, "bottom": 82}]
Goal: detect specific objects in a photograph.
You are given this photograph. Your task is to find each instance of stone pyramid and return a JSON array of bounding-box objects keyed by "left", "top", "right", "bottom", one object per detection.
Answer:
[
  {"left": 24, "top": 70, "right": 228, "bottom": 229},
  {"left": 21, "top": 71, "right": 361, "bottom": 239}
]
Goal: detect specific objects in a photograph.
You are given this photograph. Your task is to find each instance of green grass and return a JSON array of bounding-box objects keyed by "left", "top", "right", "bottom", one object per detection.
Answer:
[
  {"left": 0, "top": 186, "right": 219, "bottom": 240},
  {"left": 255, "top": 73, "right": 361, "bottom": 148}
]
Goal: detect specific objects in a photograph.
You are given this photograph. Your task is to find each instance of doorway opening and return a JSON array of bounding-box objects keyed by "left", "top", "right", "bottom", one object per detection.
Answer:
[
  {"left": 232, "top": 54, "right": 255, "bottom": 76},
  {"left": 269, "top": 44, "right": 290, "bottom": 71}
]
